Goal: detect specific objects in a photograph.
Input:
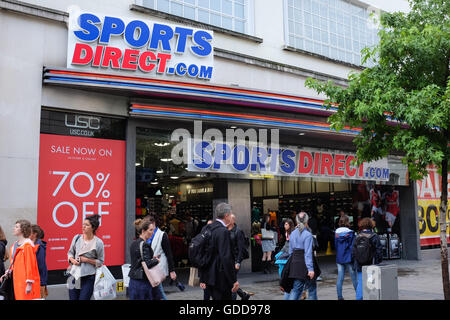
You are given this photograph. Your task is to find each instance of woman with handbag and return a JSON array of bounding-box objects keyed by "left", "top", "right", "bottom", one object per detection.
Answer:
[
  {"left": 261, "top": 213, "right": 277, "bottom": 274},
  {"left": 1, "top": 220, "right": 41, "bottom": 300},
  {"left": 67, "top": 214, "right": 104, "bottom": 300},
  {"left": 145, "top": 214, "right": 177, "bottom": 300},
  {"left": 128, "top": 218, "right": 161, "bottom": 300}
]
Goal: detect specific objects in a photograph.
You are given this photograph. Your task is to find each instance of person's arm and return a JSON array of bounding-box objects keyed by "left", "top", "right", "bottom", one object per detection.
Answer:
[
  {"left": 219, "top": 228, "right": 238, "bottom": 289},
  {"left": 373, "top": 235, "right": 383, "bottom": 264},
  {"left": 236, "top": 229, "right": 246, "bottom": 264},
  {"left": 303, "top": 233, "right": 314, "bottom": 273},
  {"left": 161, "top": 233, "right": 175, "bottom": 272},
  {"left": 67, "top": 235, "right": 79, "bottom": 265},
  {"left": 161, "top": 233, "right": 177, "bottom": 280},
  {"left": 142, "top": 242, "right": 159, "bottom": 269}
]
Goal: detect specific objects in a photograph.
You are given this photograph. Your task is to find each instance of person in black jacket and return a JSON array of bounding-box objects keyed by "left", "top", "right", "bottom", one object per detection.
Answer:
[
  {"left": 30, "top": 224, "right": 48, "bottom": 299},
  {"left": 228, "top": 214, "right": 252, "bottom": 300},
  {"left": 200, "top": 202, "right": 239, "bottom": 300},
  {"left": 353, "top": 217, "right": 383, "bottom": 300},
  {"left": 128, "top": 218, "right": 161, "bottom": 300}
]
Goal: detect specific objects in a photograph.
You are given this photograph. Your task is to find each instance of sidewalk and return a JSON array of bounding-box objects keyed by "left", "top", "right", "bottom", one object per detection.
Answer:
[{"left": 46, "top": 248, "right": 447, "bottom": 300}]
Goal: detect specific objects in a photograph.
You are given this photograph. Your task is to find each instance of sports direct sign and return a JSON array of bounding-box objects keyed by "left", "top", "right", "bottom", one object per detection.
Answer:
[
  {"left": 67, "top": 9, "right": 214, "bottom": 80},
  {"left": 186, "top": 141, "right": 390, "bottom": 181}
]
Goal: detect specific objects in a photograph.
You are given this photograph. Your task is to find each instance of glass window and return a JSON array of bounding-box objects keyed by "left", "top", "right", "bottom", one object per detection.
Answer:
[
  {"left": 286, "top": 0, "right": 378, "bottom": 65},
  {"left": 138, "top": 0, "right": 250, "bottom": 34}
]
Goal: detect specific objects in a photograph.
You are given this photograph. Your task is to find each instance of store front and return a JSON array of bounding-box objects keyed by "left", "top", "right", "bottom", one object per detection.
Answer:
[{"left": 33, "top": 10, "right": 420, "bottom": 284}]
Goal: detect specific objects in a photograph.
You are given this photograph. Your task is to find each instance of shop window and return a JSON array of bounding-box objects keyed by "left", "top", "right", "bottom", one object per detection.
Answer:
[
  {"left": 137, "top": 0, "right": 252, "bottom": 35},
  {"left": 284, "top": 0, "right": 379, "bottom": 66}
]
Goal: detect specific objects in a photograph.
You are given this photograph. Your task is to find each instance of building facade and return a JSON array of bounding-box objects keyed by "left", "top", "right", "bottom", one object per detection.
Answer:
[{"left": 1, "top": 0, "right": 429, "bottom": 283}]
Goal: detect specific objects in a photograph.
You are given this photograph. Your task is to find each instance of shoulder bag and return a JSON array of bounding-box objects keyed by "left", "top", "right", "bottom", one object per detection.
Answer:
[{"left": 139, "top": 241, "right": 166, "bottom": 287}]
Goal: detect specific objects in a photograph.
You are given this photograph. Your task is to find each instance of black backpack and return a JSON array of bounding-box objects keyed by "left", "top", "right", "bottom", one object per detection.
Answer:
[
  {"left": 188, "top": 224, "right": 215, "bottom": 268},
  {"left": 354, "top": 233, "right": 375, "bottom": 266}
]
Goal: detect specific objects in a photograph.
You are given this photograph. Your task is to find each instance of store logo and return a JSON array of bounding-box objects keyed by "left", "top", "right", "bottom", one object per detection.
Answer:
[
  {"left": 170, "top": 120, "right": 279, "bottom": 167},
  {"left": 65, "top": 114, "right": 101, "bottom": 130}
]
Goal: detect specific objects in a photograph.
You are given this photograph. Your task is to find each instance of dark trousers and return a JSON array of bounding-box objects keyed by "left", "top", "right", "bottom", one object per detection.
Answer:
[
  {"left": 128, "top": 278, "right": 161, "bottom": 300},
  {"left": 207, "top": 285, "right": 232, "bottom": 300},
  {"left": 68, "top": 274, "right": 95, "bottom": 300}
]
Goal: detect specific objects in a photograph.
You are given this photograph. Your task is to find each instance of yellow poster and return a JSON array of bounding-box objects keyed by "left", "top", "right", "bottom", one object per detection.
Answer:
[{"left": 416, "top": 167, "right": 450, "bottom": 247}]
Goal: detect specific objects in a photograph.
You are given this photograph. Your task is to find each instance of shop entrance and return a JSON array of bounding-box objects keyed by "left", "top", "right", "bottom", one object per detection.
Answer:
[
  {"left": 249, "top": 178, "right": 402, "bottom": 271},
  {"left": 135, "top": 127, "right": 214, "bottom": 268}
]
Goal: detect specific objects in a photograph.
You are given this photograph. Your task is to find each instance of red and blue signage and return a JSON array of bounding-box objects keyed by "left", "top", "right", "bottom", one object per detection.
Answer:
[{"left": 67, "top": 11, "right": 214, "bottom": 80}]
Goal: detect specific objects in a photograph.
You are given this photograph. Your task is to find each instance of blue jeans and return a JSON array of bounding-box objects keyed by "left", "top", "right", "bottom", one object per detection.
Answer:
[
  {"left": 128, "top": 278, "right": 161, "bottom": 300},
  {"left": 288, "top": 279, "right": 317, "bottom": 300},
  {"left": 68, "top": 274, "right": 95, "bottom": 300},
  {"left": 158, "top": 283, "right": 167, "bottom": 300},
  {"left": 336, "top": 263, "right": 357, "bottom": 299},
  {"left": 356, "top": 271, "right": 363, "bottom": 300}
]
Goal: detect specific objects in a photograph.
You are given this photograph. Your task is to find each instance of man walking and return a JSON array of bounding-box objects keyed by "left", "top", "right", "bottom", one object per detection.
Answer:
[
  {"left": 228, "top": 214, "right": 252, "bottom": 300},
  {"left": 201, "top": 203, "right": 239, "bottom": 300},
  {"left": 288, "top": 212, "right": 318, "bottom": 300}
]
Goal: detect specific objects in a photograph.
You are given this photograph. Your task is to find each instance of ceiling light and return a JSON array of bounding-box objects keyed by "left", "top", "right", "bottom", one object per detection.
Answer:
[
  {"left": 170, "top": 176, "right": 179, "bottom": 179},
  {"left": 156, "top": 169, "right": 164, "bottom": 174},
  {"left": 150, "top": 181, "right": 158, "bottom": 185},
  {"left": 135, "top": 163, "right": 141, "bottom": 166},
  {"left": 154, "top": 142, "right": 171, "bottom": 147},
  {"left": 160, "top": 158, "right": 172, "bottom": 162},
  {"left": 298, "top": 132, "right": 305, "bottom": 136},
  {"left": 230, "top": 126, "right": 237, "bottom": 129}
]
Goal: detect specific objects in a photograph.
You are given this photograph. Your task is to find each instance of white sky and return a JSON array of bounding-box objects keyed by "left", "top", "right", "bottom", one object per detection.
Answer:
[{"left": 362, "top": 0, "right": 411, "bottom": 13}]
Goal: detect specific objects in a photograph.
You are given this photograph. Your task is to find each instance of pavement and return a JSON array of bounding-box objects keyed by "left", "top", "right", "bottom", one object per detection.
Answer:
[{"left": 46, "top": 248, "right": 447, "bottom": 300}]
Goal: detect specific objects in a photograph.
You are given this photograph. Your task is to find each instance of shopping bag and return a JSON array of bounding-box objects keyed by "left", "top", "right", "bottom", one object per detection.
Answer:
[
  {"left": 93, "top": 265, "right": 117, "bottom": 300},
  {"left": 0, "top": 273, "right": 14, "bottom": 300},
  {"left": 261, "top": 229, "right": 275, "bottom": 240},
  {"left": 188, "top": 267, "right": 200, "bottom": 287},
  {"left": 121, "top": 264, "right": 131, "bottom": 287}
]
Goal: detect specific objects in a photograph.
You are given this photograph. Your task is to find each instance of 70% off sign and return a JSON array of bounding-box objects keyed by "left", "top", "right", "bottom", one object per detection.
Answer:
[{"left": 50, "top": 171, "right": 111, "bottom": 228}]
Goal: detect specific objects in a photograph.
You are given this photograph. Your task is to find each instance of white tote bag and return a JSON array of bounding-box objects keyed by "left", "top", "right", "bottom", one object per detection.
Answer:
[
  {"left": 93, "top": 265, "right": 117, "bottom": 300},
  {"left": 261, "top": 228, "right": 275, "bottom": 240},
  {"left": 121, "top": 264, "right": 131, "bottom": 287}
]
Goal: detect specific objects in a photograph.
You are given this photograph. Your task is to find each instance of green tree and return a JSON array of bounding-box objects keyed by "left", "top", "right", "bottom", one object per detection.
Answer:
[{"left": 306, "top": 0, "right": 450, "bottom": 299}]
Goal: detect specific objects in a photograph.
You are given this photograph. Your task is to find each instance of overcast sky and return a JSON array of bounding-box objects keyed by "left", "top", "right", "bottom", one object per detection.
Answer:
[{"left": 363, "top": 0, "right": 411, "bottom": 13}]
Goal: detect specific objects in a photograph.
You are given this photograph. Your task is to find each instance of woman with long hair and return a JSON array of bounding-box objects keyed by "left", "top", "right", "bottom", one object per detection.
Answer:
[{"left": 67, "top": 214, "right": 105, "bottom": 300}]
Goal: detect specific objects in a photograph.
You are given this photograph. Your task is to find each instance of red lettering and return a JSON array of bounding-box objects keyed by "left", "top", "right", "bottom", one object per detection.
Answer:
[
  {"left": 157, "top": 53, "right": 172, "bottom": 73},
  {"left": 92, "top": 45, "right": 104, "bottom": 67},
  {"left": 298, "top": 151, "right": 313, "bottom": 174},
  {"left": 334, "top": 154, "right": 345, "bottom": 176},
  {"left": 320, "top": 153, "right": 333, "bottom": 176},
  {"left": 138, "top": 51, "right": 157, "bottom": 72},
  {"left": 345, "top": 155, "right": 357, "bottom": 177},
  {"left": 71, "top": 43, "right": 93, "bottom": 65},
  {"left": 101, "top": 46, "right": 122, "bottom": 68},
  {"left": 358, "top": 162, "right": 364, "bottom": 177},
  {"left": 122, "top": 49, "right": 139, "bottom": 70},
  {"left": 313, "top": 152, "right": 321, "bottom": 175}
]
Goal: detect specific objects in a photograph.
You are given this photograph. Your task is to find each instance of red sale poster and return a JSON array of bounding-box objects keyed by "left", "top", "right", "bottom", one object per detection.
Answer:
[{"left": 37, "top": 133, "right": 125, "bottom": 270}]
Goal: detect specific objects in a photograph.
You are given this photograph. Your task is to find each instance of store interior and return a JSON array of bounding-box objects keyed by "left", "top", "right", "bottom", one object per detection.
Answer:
[{"left": 135, "top": 127, "right": 403, "bottom": 270}]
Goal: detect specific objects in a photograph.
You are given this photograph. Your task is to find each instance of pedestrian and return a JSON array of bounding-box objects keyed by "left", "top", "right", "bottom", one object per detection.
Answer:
[
  {"left": 334, "top": 215, "right": 357, "bottom": 300},
  {"left": 199, "top": 219, "right": 213, "bottom": 300},
  {"left": 4, "top": 219, "right": 41, "bottom": 300},
  {"left": 128, "top": 218, "right": 161, "bottom": 300},
  {"left": 352, "top": 217, "right": 383, "bottom": 300},
  {"left": 228, "top": 214, "right": 252, "bottom": 300},
  {"left": 0, "top": 225, "right": 7, "bottom": 277},
  {"left": 261, "top": 213, "right": 277, "bottom": 274},
  {"left": 200, "top": 202, "right": 239, "bottom": 300},
  {"left": 287, "top": 212, "right": 320, "bottom": 300},
  {"left": 67, "top": 214, "right": 104, "bottom": 300},
  {"left": 275, "top": 218, "right": 295, "bottom": 300},
  {"left": 144, "top": 214, "right": 177, "bottom": 300},
  {"left": 30, "top": 224, "right": 48, "bottom": 299}
]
